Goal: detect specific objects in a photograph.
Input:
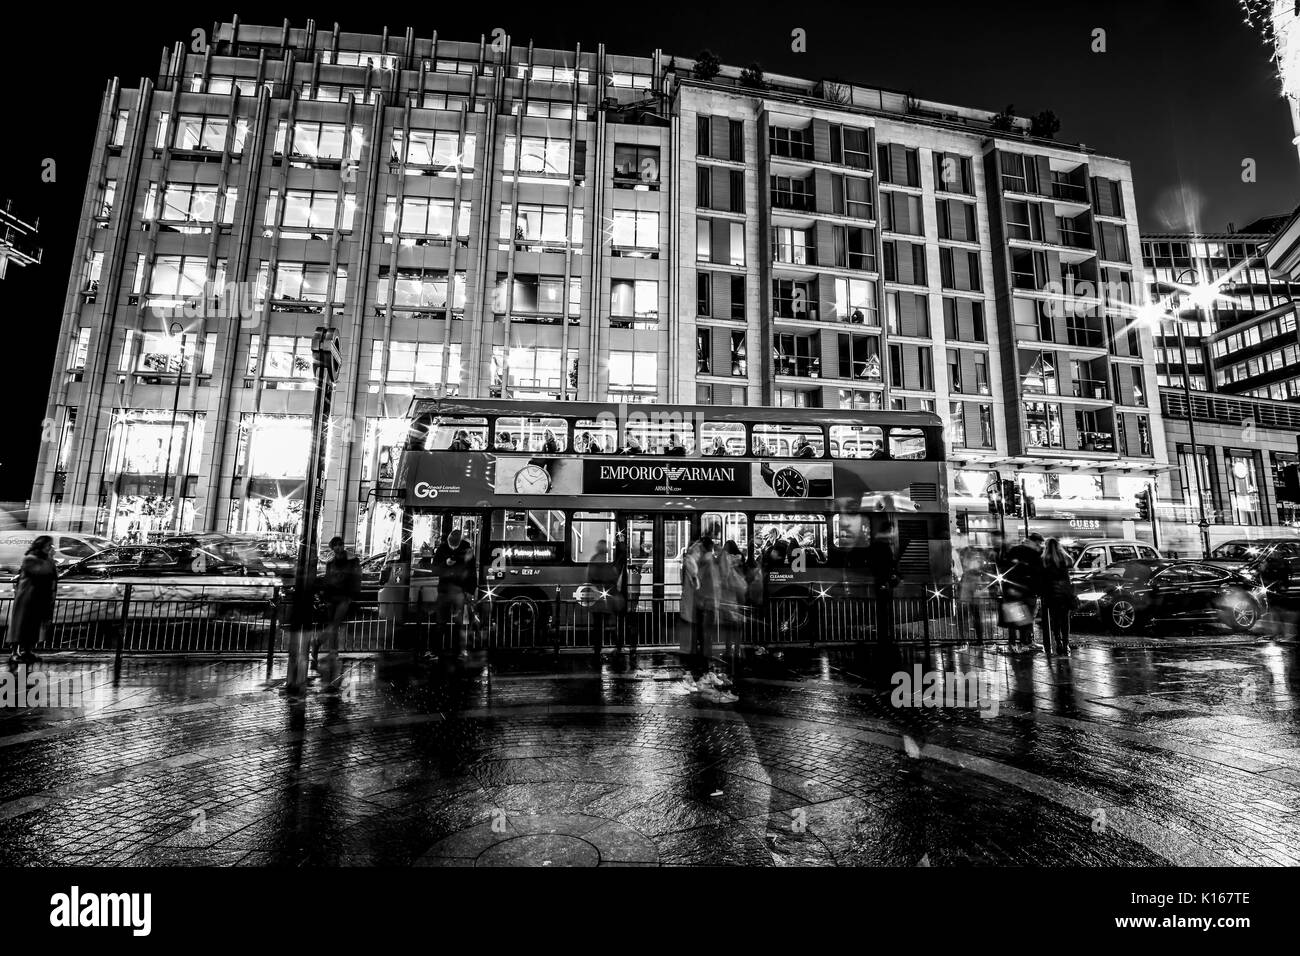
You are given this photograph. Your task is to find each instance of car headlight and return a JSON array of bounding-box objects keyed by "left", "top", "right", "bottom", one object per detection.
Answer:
[
  {"left": 1238, "top": 567, "right": 1259, "bottom": 581},
  {"left": 1075, "top": 590, "right": 1105, "bottom": 602}
]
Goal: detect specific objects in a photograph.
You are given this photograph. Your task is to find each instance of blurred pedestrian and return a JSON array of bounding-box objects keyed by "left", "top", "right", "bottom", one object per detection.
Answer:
[
  {"left": 866, "top": 521, "right": 899, "bottom": 644},
  {"left": 6, "top": 535, "right": 56, "bottom": 667},
  {"left": 315, "top": 536, "right": 360, "bottom": 688},
  {"left": 1000, "top": 532, "right": 1045, "bottom": 652},
  {"left": 1040, "top": 537, "right": 1075, "bottom": 654},
  {"left": 718, "top": 539, "right": 749, "bottom": 658},
  {"left": 433, "top": 528, "right": 475, "bottom": 658},
  {"left": 587, "top": 539, "right": 622, "bottom": 657},
  {"left": 957, "top": 545, "right": 989, "bottom": 643}
]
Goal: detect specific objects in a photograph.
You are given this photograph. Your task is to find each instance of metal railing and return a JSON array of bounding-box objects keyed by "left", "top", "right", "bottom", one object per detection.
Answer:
[{"left": 3, "top": 588, "right": 1013, "bottom": 657}]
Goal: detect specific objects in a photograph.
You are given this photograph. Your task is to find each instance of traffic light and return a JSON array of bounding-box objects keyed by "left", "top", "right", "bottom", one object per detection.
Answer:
[
  {"left": 1002, "top": 479, "right": 1022, "bottom": 518},
  {"left": 987, "top": 481, "right": 1003, "bottom": 515},
  {"left": 1135, "top": 488, "right": 1151, "bottom": 521}
]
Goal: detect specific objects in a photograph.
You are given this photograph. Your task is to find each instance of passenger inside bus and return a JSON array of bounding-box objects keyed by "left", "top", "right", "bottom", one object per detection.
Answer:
[
  {"left": 449, "top": 429, "right": 472, "bottom": 451},
  {"left": 496, "top": 431, "right": 517, "bottom": 451},
  {"left": 794, "top": 437, "right": 817, "bottom": 459},
  {"left": 623, "top": 429, "right": 644, "bottom": 454},
  {"left": 541, "top": 429, "right": 560, "bottom": 454},
  {"left": 665, "top": 433, "right": 687, "bottom": 456},
  {"left": 579, "top": 431, "right": 599, "bottom": 453}
]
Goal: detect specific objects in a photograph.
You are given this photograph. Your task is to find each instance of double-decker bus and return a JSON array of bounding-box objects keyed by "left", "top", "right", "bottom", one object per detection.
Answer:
[{"left": 382, "top": 398, "right": 950, "bottom": 638}]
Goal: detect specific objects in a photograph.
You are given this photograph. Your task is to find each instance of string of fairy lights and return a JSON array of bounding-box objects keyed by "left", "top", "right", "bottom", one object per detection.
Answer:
[{"left": 1240, "top": 0, "right": 1300, "bottom": 99}]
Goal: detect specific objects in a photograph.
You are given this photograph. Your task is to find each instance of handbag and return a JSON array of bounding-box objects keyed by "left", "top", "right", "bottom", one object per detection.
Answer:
[{"left": 999, "top": 600, "right": 1031, "bottom": 627}]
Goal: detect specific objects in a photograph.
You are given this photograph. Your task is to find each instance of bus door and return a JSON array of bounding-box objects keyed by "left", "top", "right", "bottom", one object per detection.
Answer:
[{"left": 618, "top": 513, "right": 691, "bottom": 603}]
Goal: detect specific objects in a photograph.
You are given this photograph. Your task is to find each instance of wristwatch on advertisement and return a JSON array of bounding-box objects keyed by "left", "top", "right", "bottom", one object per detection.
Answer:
[
  {"left": 760, "top": 462, "right": 831, "bottom": 498},
  {"left": 513, "top": 462, "right": 552, "bottom": 494}
]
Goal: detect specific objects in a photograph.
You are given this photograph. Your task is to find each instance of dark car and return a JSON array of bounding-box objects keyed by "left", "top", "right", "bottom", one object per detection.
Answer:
[
  {"left": 1208, "top": 538, "right": 1300, "bottom": 605},
  {"left": 1073, "top": 559, "right": 1268, "bottom": 634},
  {"left": 60, "top": 545, "right": 277, "bottom": 580}
]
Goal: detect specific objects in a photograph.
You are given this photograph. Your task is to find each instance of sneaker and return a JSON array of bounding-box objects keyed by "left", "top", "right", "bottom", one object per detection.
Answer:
[{"left": 681, "top": 674, "right": 699, "bottom": 691}]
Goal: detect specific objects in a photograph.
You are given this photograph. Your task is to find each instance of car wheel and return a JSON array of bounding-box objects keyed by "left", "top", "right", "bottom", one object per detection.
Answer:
[
  {"left": 1218, "top": 591, "right": 1260, "bottom": 632},
  {"left": 1108, "top": 598, "right": 1142, "bottom": 634}
]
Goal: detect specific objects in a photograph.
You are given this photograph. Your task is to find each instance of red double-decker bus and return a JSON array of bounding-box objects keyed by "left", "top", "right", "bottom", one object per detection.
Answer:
[{"left": 382, "top": 398, "right": 950, "bottom": 639}]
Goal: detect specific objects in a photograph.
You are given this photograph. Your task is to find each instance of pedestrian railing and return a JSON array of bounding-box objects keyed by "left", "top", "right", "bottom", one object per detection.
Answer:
[{"left": 2, "top": 587, "right": 1010, "bottom": 656}]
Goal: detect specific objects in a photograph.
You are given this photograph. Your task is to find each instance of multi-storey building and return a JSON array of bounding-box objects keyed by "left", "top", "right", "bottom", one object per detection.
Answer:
[
  {"left": 31, "top": 20, "right": 1166, "bottom": 552},
  {"left": 1141, "top": 219, "right": 1300, "bottom": 393}
]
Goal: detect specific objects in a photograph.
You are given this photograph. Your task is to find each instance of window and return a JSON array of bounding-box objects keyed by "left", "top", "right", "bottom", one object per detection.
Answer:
[
  {"left": 752, "top": 424, "right": 825, "bottom": 458},
  {"left": 936, "top": 199, "right": 977, "bottom": 242},
  {"left": 277, "top": 121, "right": 362, "bottom": 162},
  {"left": 845, "top": 227, "right": 877, "bottom": 271},
  {"left": 255, "top": 335, "right": 315, "bottom": 380},
  {"left": 729, "top": 119, "right": 744, "bottom": 161},
  {"left": 696, "top": 329, "right": 711, "bottom": 374},
  {"left": 769, "top": 126, "right": 813, "bottom": 160},
  {"left": 939, "top": 248, "right": 981, "bottom": 291},
  {"left": 492, "top": 274, "right": 581, "bottom": 320},
  {"left": 882, "top": 240, "right": 925, "bottom": 285},
  {"left": 889, "top": 427, "right": 927, "bottom": 460},
  {"left": 881, "top": 191, "right": 923, "bottom": 235},
  {"left": 493, "top": 418, "right": 569, "bottom": 454},
  {"left": 571, "top": 512, "right": 616, "bottom": 563},
  {"left": 1021, "top": 350, "right": 1057, "bottom": 395},
  {"left": 152, "top": 182, "right": 238, "bottom": 230},
  {"left": 885, "top": 291, "right": 929, "bottom": 337},
  {"left": 610, "top": 280, "right": 659, "bottom": 325},
  {"left": 832, "top": 277, "right": 879, "bottom": 326},
  {"left": 771, "top": 174, "right": 815, "bottom": 211},
  {"left": 67, "top": 328, "right": 91, "bottom": 372},
  {"left": 383, "top": 197, "right": 471, "bottom": 243},
  {"left": 1076, "top": 410, "right": 1113, "bottom": 451},
  {"left": 772, "top": 279, "right": 812, "bottom": 320},
  {"left": 700, "top": 421, "right": 745, "bottom": 455},
  {"left": 268, "top": 189, "right": 355, "bottom": 237},
  {"left": 839, "top": 334, "right": 882, "bottom": 382},
  {"left": 877, "top": 143, "right": 920, "bottom": 186},
  {"left": 700, "top": 218, "right": 746, "bottom": 266},
  {"left": 168, "top": 114, "right": 249, "bottom": 154},
  {"left": 974, "top": 353, "right": 990, "bottom": 395},
  {"left": 377, "top": 268, "right": 467, "bottom": 314},
  {"left": 729, "top": 170, "right": 745, "bottom": 211},
  {"left": 837, "top": 388, "right": 882, "bottom": 410},
  {"left": 1099, "top": 222, "right": 1129, "bottom": 262},
  {"left": 392, "top": 130, "right": 477, "bottom": 168},
  {"left": 1225, "top": 452, "right": 1262, "bottom": 526},
  {"left": 773, "top": 227, "right": 813, "bottom": 265},
  {"left": 502, "top": 135, "right": 571, "bottom": 177},
  {"left": 492, "top": 347, "right": 577, "bottom": 399},
  {"left": 1025, "top": 402, "right": 1064, "bottom": 448},
  {"left": 978, "top": 405, "right": 994, "bottom": 447},
  {"left": 147, "top": 255, "right": 207, "bottom": 301},
  {"left": 369, "top": 342, "right": 462, "bottom": 389},
  {"left": 1000, "top": 152, "right": 1039, "bottom": 194},
  {"left": 948, "top": 349, "right": 962, "bottom": 393},
  {"left": 731, "top": 276, "right": 745, "bottom": 318},
  {"left": 1011, "top": 249, "right": 1049, "bottom": 290},
  {"left": 610, "top": 209, "right": 660, "bottom": 251},
  {"left": 730, "top": 331, "right": 748, "bottom": 376},
  {"left": 933, "top": 152, "right": 974, "bottom": 194},
  {"left": 840, "top": 126, "right": 871, "bottom": 170},
  {"left": 697, "top": 166, "right": 711, "bottom": 207},
  {"left": 697, "top": 273, "right": 711, "bottom": 316},
  {"left": 608, "top": 351, "right": 658, "bottom": 402},
  {"left": 830, "top": 425, "right": 884, "bottom": 459},
  {"left": 776, "top": 389, "right": 822, "bottom": 408},
  {"left": 613, "top": 143, "right": 660, "bottom": 187},
  {"left": 774, "top": 333, "right": 820, "bottom": 378},
  {"left": 111, "top": 110, "right": 129, "bottom": 147},
  {"left": 271, "top": 262, "right": 347, "bottom": 304}
]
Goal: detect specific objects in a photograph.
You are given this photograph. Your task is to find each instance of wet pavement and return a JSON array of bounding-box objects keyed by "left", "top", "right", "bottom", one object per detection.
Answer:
[{"left": 1, "top": 631, "right": 1298, "bottom": 867}]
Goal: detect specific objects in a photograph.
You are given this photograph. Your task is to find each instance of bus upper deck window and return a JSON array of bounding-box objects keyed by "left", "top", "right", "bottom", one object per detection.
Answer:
[
  {"left": 889, "top": 427, "right": 927, "bottom": 460},
  {"left": 700, "top": 422, "right": 744, "bottom": 456},
  {"left": 575, "top": 419, "right": 618, "bottom": 454},
  {"left": 495, "top": 416, "right": 568, "bottom": 454},
  {"left": 426, "top": 416, "right": 488, "bottom": 450},
  {"left": 621, "top": 418, "right": 695, "bottom": 456},
  {"left": 830, "top": 425, "right": 884, "bottom": 459},
  {"left": 752, "top": 424, "right": 825, "bottom": 459}
]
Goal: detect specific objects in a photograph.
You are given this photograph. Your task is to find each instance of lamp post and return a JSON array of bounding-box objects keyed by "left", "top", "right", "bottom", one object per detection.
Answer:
[{"left": 162, "top": 321, "right": 187, "bottom": 535}]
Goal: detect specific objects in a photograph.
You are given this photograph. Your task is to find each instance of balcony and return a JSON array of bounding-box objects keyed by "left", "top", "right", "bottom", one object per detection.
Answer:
[
  {"left": 1065, "top": 325, "right": 1104, "bottom": 349},
  {"left": 1072, "top": 378, "right": 1109, "bottom": 400},
  {"left": 771, "top": 191, "right": 816, "bottom": 213},
  {"left": 1056, "top": 228, "right": 1094, "bottom": 250},
  {"left": 774, "top": 356, "right": 821, "bottom": 378},
  {"left": 1051, "top": 180, "right": 1089, "bottom": 204},
  {"left": 1078, "top": 431, "right": 1115, "bottom": 452}
]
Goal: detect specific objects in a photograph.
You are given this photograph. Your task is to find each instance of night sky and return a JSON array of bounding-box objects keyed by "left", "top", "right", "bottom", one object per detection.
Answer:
[{"left": 0, "top": 0, "right": 1294, "bottom": 500}]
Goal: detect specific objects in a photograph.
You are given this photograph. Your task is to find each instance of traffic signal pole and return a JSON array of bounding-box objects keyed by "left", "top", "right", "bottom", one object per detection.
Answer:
[
  {"left": 286, "top": 327, "right": 340, "bottom": 695},
  {"left": 1147, "top": 481, "right": 1161, "bottom": 553},
  {"left": 1021, "top": 478, "right": 1030, "bottom": 538}
]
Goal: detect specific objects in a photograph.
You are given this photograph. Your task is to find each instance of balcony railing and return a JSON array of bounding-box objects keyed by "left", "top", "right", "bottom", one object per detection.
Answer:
[
  {"left": 774, "top": 356, "right": 821, "bottom": 378},
  {"left": 1077, "top": 431, "right": 1115, "bottom": 452},
  {"left": 771, "top": 191, "right": 816, "bottom": 212},
  {"left": 1051, "top": 181, "right": 1089, "bottom": 203},
  {"left": 1057, "top": 228, "right": 1094, "bottom": 250},
  {"left": 1072, "top": 378, "right": 1109, "bottom": 400},
  {"left": 1066, "top": 327, "right": 1104, "bottom": 348}
]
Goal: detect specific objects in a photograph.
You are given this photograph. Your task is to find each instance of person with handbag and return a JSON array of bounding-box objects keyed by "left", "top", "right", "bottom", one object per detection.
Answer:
[
  {"left": 6, "top": 535, "right": 57, "bottom": 667},
  {"left": 1000, "top": 533, "right": 1045, "bottom": 652},
  {"left": 1040, "top": 537, "right": 1076, "bottom": 654}
]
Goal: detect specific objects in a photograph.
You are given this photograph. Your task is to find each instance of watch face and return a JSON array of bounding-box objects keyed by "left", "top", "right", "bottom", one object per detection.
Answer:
[
  {"left": 514, "top": 463, "right": 551, "bottom": 494},
  {"left": 773, "top": 467, "right": 808, "bottom": 498}
]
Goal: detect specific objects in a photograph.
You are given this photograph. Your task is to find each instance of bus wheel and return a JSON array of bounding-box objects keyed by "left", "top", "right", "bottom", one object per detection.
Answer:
[{"left": 503, "top": 598, "right": 540, "bottom": 646}]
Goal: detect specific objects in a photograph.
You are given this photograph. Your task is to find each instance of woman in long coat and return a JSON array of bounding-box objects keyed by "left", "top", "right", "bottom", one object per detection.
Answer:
[{"left": 7, "top": 535, "right": 57, "bottom": 665}]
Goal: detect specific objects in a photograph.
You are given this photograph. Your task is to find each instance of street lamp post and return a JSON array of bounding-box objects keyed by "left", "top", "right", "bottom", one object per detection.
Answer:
[
  {"left": 1171, "top": 268, "right": 1212, "bottom": 558},
  {"left": 163, "top": 321, "right": 187, "bottom": 536}
]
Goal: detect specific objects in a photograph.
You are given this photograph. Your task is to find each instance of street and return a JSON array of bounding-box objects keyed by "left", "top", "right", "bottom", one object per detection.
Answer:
[{"left": 1, "top": 631, "right": 1296, "bottom": 867}]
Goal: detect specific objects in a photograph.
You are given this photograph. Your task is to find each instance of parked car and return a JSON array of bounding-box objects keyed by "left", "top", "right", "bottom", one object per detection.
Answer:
[
  {"left": 0, "top": 530, "right": 113, "bottom": 572},
  {"left": 0, "top": 544, "right": 279, "bottom": 627},
  {"left": 1063, "top": 538, "right": 1162, "bottom": 582},
  {"left": 1073, "top": 559, "right": 1268, "bottom": 634},
  {"left": 1208, "top": 538, "right": 1300, "bottom": 605},
  {"left": 157, "top": 532, "right": 304, "bottom": 577}
]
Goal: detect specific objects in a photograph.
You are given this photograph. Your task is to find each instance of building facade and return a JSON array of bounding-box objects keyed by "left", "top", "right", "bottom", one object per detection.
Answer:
[{"left": 32, "top": 20, "right": 1166, "bottom": 552}]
